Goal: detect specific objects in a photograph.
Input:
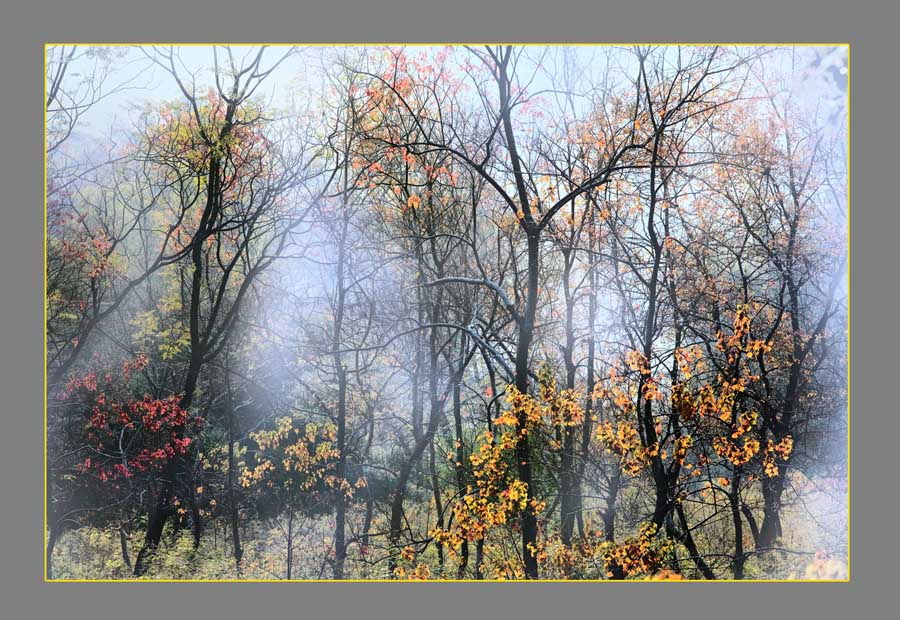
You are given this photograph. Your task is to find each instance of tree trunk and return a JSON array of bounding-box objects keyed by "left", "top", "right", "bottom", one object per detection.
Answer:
[
  {"left": 286, "top": 509, "right": 293, "bottom": 580},
  {"left": 46, "top": 522, "right": 59, "bottom": 580},
  {"left": 429, "top": 439, "right": 445, "bottom": 574},
  {"left": 333, "top": 364, "right": 347, "bottom": 579},
  {"left": 514, "top": 231, "right": 540, "bottom": 579},
  {"left": 731, "top": 473, "right": 745, "bottom": 579},
  {"left": 451, "top": 338, "right": 469, "bottom": 577},
  {"left": 676, "top": 503, "right": 716, "bottom": 579},
  {"left": 388, "top": 432, "right": 434, "bottom": 576},
  {"left": 225, "top": 362, "right": 243, "bottom": 570},
  {"left": 119, "top": 524, "right": 132, "bottom": 569}
]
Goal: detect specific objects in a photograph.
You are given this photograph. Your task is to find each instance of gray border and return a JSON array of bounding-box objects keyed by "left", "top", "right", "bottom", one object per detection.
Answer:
[{"left": 2, "top": 0, "right": 896, "bottom": 618}]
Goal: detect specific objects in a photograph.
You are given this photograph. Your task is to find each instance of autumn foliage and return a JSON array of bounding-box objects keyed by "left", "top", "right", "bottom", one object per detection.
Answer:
[{"left": 46, "top": 44, "right": 847, "bottom": 581}]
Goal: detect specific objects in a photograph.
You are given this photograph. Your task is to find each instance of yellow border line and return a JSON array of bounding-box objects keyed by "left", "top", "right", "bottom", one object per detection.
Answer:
[
  {"left": 43, "top": 42, "right": 49, "bottom": 584},
  {"left": 43, "top": 42, "right": 851, "bottom": 584}
]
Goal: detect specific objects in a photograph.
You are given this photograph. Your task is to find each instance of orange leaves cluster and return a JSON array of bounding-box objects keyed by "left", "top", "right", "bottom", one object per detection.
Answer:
[
  {"left": 695, "top": 378, "right": 748, "bottom": 422},
  {"left": 716, "top": 304, "right": 772, "bottom": 364},
  {"left": 625, "top": 349, "right": 650, "bottom": 375},
  {"left": 713, "top": 435, "right": 761, "bottom": 467},
  {"left": 674, "top": 345, "right": 704, "bottom": 380},
  {"left": 762, "top": 435, "right": 794, "bottom": 477},
  {"left": 648, "top": 569, "right": 684, "bottom": 580},
  {"left": 711, "top": 407, "right": 762, "bottom": 467}
]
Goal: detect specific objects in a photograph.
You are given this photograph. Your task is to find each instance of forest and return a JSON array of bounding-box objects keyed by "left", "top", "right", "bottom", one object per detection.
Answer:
[{"left": 45, "top": 44, "right": 848, "bottom": 580}]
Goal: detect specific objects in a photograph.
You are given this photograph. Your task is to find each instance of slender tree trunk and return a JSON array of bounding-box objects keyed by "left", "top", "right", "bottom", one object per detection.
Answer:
[
  {"left": 574, "top": 230, "right": 599, "bottom": 541},
  {"left": 229, "top": 444, "right": 243, "bottom": 572},
  {"left": 388, "top": 432, "right": 434, "bottom": 576},
  {"left": 133, "top": 89, "right": 243, "bottom": 574},
  {"left": 46, "top": 522, "right": 59, "bottom": 580},
  {"left": 332, "top": 120, "right": 355, "bottom": 580},
  {"left": 426, "top": 294, "right": 445, "bottom": 574},
  {"left": 560, "top": 251, "right": 577, "bottom": 547},
  {"left": 429, "top": 439, "right": 445, "bottom": 573},
  {"left": 514, "top": 231, "right": 540, "bottom": 579},
  {"left": 602, "top": 474, "right": 620, "bottom": 543},
  {"left": 133, "top": 459, "right": 178, "bottom": 575},
  {"left": 333, "top": 364, "right": 347, "bottom": 579},
  {"left": 475, "top": 539, "right": 485, "bottom": 579},
  {"left": 741, "top": 502, "right": 761, "bottom": 548},
  {"left": 451, "top": 337, "right": 469, "bottom": 577},
  {"left": 286, "top": 509, "right": 293, "bottom": 580},
  {"left": 675, "top": 503, "right": 716, "bottom": 579},
  {"left": 120, "top": 524, "right": 132, "bottom": 569},
  {"left": 388, "top": 343, "right": 474, "bottom": 576},
  {"left": 731, "top": 472, "right": 745, "bottom": 579},
  {"left": 361, "top": 403, "right": 376, "bottom": 553},
  {"left": 133, "top": 187, "right": 211, "bottom": 575},
  {"left": 225, "top": 359, "right": 243, "bottom": 570}
]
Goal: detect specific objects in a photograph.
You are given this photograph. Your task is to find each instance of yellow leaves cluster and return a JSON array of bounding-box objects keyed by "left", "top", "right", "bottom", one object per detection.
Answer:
[
  {"left": 641, "top": 378, "right": 662, "bottom": 402},
  {"left": 763, "top": 435, "right": 794, "bottom": 477},
  {"left": 434, "top": 479, "right": 530, "bottom": 550},
  {"left": 710, "top": 406, "right": 763, "bottom": 463},
  {"left": 745, "top": 338, "right": 774, "bottom": 359},
  {"left": 501, "top": 388, "right": 542, "bottom": 429},
  {"left": 526, "top": 529, "right": 611, "bottom": 579},
  {"left": 434, "top": 378, "right": 580, "bottom": 554},
  {"left": 673, "top": 435, "right": 693, "bottom": 465},
  {"left": 595, "top": 373, "right": 634, "bottom": 414},
  {"left": 392, "top": 546, "right": 433, "bottom": 580},
  {"left": 433, "top": 421, "right": 529, "bottom": 551},
  {"left": 537, "top": 371, "right": 586, "bottom": 429},
  {"left": 732, "top": 410, "right": 759, "bottom": 439},
  {"left": 240, "top": 460, "right": 275, "bottom": 488},
  {"left": 240, "top": 417, "right": 343, "bottom": 496},
  {"left": 501, "top": 373, "right": 587, "bottom": 432},
  {"left": 485, "top": 558, "right": 526, "bottom": 581},
  {"left": 693, "top": 377, "right": 748, "bottom": 422},
  {"left": 596, "top": 420, "right": 656, "bottom": 475},
  {"left": 671, "top": 383, "right": 695, "bottom": 420},
  {"left": 400, "top": 545, "right": 416, "bottom": 562},
  {"left": 600, "top": 523, "right": 673, "bottom": 579}
]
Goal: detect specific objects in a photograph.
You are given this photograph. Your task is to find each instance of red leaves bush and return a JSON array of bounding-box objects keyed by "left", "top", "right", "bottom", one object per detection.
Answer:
[{"left": 61, "top": 356, "right": 202, "bottom": 487}]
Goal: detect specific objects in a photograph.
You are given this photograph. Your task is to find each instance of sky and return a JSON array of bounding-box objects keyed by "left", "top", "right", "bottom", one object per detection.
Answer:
[{"left": 51, "top": 44, "right": 848, "bottom": 146}]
